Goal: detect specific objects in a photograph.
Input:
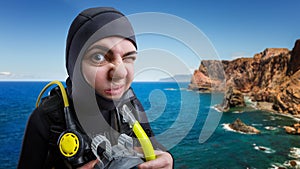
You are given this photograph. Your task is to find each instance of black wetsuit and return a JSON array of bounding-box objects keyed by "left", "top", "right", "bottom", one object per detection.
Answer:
[{"left": 17, "top": 87, "right": 166, "bottom": 169}]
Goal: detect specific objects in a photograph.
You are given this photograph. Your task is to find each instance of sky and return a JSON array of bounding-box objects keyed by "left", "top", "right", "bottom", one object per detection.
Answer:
[{"left": 0, "top": 0, "right": 300, "bottom": 81}]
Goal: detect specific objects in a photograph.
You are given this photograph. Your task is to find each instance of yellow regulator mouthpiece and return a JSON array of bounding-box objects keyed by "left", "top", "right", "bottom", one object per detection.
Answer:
[{"left": 59, "top": 132, "right": 80, "bottom": 157}]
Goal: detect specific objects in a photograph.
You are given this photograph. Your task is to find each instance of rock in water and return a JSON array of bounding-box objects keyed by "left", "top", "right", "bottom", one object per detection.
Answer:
[
  {"left": 229, "top": 118, "right": 260, "bottom": 134},
  {"left": 217, "top": 87, "right": 246, "bottom": 112},
  {"left": 284, "top": 123, "right": 300, "bottom": 135}
]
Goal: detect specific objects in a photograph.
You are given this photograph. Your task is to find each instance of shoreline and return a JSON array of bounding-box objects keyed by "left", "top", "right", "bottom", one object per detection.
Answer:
[
  {"left": 215, "top": 98, "right": 300, "bottom": 122},
  {"left": 255, "top": 101, "right": 300, "bottom": 122}
]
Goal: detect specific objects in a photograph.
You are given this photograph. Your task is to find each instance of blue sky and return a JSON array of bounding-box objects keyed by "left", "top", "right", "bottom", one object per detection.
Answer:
[{"left": 0, "top": 0, "right": 299, "bottom": 81}]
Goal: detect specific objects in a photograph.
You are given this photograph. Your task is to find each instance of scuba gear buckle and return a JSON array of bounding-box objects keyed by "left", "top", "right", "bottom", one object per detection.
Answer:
[
  {"left": 36, "top": 80, "right": 156, "bottom": 168},
  {"left": 91, "top": 133, "right": 144, "bottom": 169}
]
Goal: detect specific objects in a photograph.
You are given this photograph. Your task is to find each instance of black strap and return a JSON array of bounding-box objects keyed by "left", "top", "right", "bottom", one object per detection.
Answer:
[{"left": 38, "top": 88, "right": 69, "bottom": 168}]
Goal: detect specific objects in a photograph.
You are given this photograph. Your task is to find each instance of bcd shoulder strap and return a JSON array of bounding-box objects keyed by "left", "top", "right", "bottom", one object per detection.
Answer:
[
  {"left": 37, "top": 87, "right": 70, "bottom": 168},
  {"left": 40, "top": 87, "right": 67, "bottom": 146}
]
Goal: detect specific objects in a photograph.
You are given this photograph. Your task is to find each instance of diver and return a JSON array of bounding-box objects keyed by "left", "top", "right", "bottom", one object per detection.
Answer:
[{"left": 17, "top": 7, "right": 173, "bottom": 169}]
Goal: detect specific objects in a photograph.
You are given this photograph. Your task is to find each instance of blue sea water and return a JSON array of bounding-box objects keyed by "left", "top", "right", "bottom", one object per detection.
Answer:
[{"left": 0, "top": 81, "right": 300, "bottom": 168}]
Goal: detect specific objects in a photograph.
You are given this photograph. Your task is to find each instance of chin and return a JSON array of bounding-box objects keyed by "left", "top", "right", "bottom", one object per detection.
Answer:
[
  {"left": 100, "top": 90, "right": 124, "bottom": 100},
  {"left": 106, "top": 94, "right": 123, "bottom": 100}
]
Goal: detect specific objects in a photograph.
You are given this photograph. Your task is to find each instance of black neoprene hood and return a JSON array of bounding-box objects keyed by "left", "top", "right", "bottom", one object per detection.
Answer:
[{"left": 65, "top": 7, "right": 137, "bottom": 79}]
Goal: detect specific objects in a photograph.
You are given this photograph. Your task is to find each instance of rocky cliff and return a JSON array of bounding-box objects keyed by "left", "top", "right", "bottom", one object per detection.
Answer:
[{"left": 189, "top": 39, "right": 300, "bottom": 116}]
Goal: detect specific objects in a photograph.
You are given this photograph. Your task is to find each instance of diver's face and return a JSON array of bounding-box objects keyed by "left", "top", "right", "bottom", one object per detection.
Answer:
[{"left": 82, "top": 36, "right": 137, "bottom": 100}]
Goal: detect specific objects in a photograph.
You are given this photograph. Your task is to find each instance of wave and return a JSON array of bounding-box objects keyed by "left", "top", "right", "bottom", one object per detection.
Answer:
[
  {"left": 232, "top": 110, "right": 244, "bottom": 114},
  {"left": 252, "top": 123, "right": 263, "bottom": 126},
  {"left": 222, "top": 123, "right": 257, "bottom": 135},
  {"left": 164, "top": 88, "right": 177, "bottom": 91},
  {"left": 289, "top": 147, "right": 300, "bottom": 159},
  {"left": 222, "top": 123, "right": 236, "bottom": 132},
  {"left": 264, "top": 126, "right": 278, "bottom": 131},
  {"left": 269, "top": 148, "right": 300, "bottom": 168},
  {"left": 212, "top": 105, "right": 223, "bottom": 112},
  {"left": 244, "top": 96, "right": 257, "bottom": 108},
  {"left": 267, "top": 111, "right": 300, "bottom": 122},
  {"left": 269, "top": 163, "right": 286, "bottom": 169},
  {"left": 253, "top": 144, "right": 275, "bottom": 154},
  {"left": 270, "top": 160, "right": 300, "bottom": 169}
]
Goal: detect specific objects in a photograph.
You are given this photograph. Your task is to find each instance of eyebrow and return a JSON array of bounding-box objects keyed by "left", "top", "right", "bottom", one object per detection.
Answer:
[
  {"left": 86, "top": 45, "right": 112, "bottom": 55},
  {"left": 123, "top": 51, "right": 138, "bottom": 57},
  {"left": 86, "top": 45, "right": 137, "bottom": 57}
]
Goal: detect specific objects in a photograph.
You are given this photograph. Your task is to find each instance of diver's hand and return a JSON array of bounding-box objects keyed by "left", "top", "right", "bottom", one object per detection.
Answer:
[
  {"left": 138, "top": 151, "right": 173, "bottom": 169},
  {"left": 77, "top": 159, "right": 99, "bottom": 169}
]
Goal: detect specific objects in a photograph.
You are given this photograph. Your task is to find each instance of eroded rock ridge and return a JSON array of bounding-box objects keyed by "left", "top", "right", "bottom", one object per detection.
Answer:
[{"left": 189, "top": 39, "right": 300, "bottom": 116}]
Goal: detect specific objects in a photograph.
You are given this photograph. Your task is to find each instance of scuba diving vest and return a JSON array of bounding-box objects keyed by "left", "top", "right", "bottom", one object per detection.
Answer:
[{"left": 37, "top": 81, "right": 156, "bottom": 168}]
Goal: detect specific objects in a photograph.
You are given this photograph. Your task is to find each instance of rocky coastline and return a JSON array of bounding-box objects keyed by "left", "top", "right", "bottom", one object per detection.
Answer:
[
  {"left": 189, "top": 39, "right": 300, "bottom": 118},
  {"left": 189, "top": 39, "right": 300, "bottom": 135}
]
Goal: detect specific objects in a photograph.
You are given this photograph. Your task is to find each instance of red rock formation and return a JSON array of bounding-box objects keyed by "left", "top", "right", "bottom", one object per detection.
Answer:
[
  {"left": 189, "top": 60, "right": 225, "bottom": 92},
  {"left": 189, "top": 39, "right": 300, "bottom": 115},
  {"left": 287, "top": 39, "right": 300, "bottom": 75},
  {"left": 216, "top": 86, "right": 246, "bottom": 112}
]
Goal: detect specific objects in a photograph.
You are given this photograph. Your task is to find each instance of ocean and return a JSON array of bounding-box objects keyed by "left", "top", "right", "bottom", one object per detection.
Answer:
[{"left": 0, "top": 81, "right": 299, "bottom": 169}]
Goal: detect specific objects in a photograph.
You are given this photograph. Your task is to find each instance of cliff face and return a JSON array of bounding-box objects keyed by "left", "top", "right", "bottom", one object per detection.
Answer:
[
  {"left": 189, "top": 60, "right": 226, "bottom": 92},
  {"left": 287, "top": 40, "right": 300, "bottom": 75},
  {"left": 189, "top": 39, "right": 300, "bottom": 116}
]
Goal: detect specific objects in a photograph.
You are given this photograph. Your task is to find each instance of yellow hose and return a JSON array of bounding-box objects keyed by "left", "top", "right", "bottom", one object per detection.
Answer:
[
  {"left": 132, "top": 121, "right": 156, "bottom": 161},
  {"left": 121, "top": 104, "right": 156, "bottom": 161},
  {"left": 36, "top": 80, "right": 69, "bottom": 108}
]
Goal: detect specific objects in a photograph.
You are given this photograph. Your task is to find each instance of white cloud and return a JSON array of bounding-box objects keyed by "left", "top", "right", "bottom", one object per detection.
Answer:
[
  {"left": 0, "top": 71, "right": 66, "bottom": 81},
  {"left": 231, "top": 52, "right": 252, "bottom": 60},
  {"left": 0, "top": 72, "right": 12, "bottom": 76}
]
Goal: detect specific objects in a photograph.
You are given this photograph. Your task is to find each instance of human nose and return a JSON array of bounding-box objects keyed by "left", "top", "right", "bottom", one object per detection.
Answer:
[{"left": 108, "top": 56, "right": 127, "bottom": 81}]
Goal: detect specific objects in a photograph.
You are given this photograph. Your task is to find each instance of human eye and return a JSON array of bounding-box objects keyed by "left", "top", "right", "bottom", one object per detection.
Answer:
[
  {"left": 90, "top": 53, "right": 107, "bottom": 65},
  {"left": 123, "top": 54, "right": 137, "bottom": 63}
]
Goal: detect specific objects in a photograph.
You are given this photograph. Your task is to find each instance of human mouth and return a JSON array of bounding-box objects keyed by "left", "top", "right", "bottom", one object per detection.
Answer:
[{"left": 104, "top": 85, "right": 125, "bottom": 96}]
